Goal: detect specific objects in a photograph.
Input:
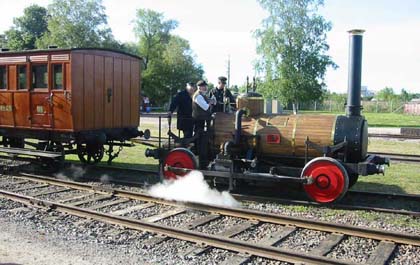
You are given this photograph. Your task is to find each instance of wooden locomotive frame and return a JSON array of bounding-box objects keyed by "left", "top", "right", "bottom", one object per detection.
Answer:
[{"left": 0, "top": 48, "right": 146, "bottom": 165}]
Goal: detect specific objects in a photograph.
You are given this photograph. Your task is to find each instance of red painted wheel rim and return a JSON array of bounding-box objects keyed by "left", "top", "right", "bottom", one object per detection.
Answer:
[
  {"left": 303, "top": 160, "right": 346, "bottom": 203},
  {"left": 163, "top": 149, "right": 196, "bottom": 180}
]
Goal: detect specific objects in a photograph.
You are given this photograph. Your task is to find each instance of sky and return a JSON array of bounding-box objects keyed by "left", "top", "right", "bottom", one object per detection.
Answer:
[{"left": 1, "top": 0, "right": 419, "bottom": 93}]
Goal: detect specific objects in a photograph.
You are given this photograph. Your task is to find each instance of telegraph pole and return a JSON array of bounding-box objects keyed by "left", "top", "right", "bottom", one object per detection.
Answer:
[{"left": 227, "top": 54, "right": 231, "bottom": 88}]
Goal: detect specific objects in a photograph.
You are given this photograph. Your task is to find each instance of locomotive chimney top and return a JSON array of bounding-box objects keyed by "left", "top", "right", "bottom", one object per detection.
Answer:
[{"left": 346, "top": 29, "right": 365, "bottom": 117}]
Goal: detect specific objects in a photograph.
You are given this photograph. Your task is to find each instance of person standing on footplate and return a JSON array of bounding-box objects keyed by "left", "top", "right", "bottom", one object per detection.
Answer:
[
  {"left": 209, "top": 76, "right": 235, "bottom": 113},
  {"left": 192, "top": 80, "right": 216, "bottom": 133},
  {"left": 168, "top": 82, "right": 196, "bottom": 138}
]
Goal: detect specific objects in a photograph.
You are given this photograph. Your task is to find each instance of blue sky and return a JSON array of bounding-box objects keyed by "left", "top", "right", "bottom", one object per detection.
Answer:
[{"left": 1, "top": 0, "right": 419, "bottom": 93}]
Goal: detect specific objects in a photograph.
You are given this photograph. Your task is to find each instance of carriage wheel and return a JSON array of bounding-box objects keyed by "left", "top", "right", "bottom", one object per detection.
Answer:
[
  {"left": 162, "top": 148, "right": 197, "bottom": 180},
  {"left": 77, "top": 143, "right": 104, "bottom": 165},
  {"left": 301, "top": 157, "right": 349, "bottom": 203},
  {"left": 3, "top": 137, "right": 25, "bottom": 148}
]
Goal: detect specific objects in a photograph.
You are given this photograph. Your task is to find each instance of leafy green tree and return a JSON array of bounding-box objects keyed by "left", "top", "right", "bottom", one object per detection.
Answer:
[
  {"left": 37, "top": 0, "right": 118, "bottom": 48},
  {"left": 0, "top": 34, "right": 7, "bottom": 48},
  {"left": 4, "top": 4, "right": 48, "bottom": 50},
  {"left": 133, "top": 9, "right": 178, "bottom": 68},
  {"left": 254, "top": 0, "right": 336, "bottom": 111},
  {"left": 376, "top": 87, "right": 396, "bottom": 101},
  {"left": 133, "top": 9, "right": 202, "bottom": 105},
  {"left": 400, "top": 88, "right": 412, "bottom": 102}
]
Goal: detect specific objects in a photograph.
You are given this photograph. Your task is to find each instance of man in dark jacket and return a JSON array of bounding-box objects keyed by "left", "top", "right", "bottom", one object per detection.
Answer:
[
  {"left": 209, "top": 76, "right": 235, "bottom": 113},
  {"left": 168, "top": 82, "right": 196, "bottom": 138}
]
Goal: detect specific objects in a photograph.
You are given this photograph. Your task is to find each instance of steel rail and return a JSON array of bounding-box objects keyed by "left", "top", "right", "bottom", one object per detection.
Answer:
[
  {"left": 14, "top": 173, "right": 420, "bottom": 246},
  {"left": 0, "top": 189, "right": 355, "bottom": 265},
  {"left": 368, "top": 133, "right": 420, "bottom": 140},
  {"left": 368, "top": 152, "right": 420, "bottom": 163}
]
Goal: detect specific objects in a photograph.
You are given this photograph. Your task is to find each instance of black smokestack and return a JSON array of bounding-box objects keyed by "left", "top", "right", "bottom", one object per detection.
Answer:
[{"left": 346, "top": 29, "right": 365, "bottom": 117}]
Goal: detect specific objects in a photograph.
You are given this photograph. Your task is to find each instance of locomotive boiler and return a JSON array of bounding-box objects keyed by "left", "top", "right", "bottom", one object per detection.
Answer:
[{"left": 146, "top": 30, "right": 389, "bottom": 203}]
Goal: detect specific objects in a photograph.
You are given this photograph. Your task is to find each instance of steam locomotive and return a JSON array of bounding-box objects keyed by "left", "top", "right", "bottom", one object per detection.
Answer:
[{"left": 146, "top": 30, "right": 389, "bottom": 203}]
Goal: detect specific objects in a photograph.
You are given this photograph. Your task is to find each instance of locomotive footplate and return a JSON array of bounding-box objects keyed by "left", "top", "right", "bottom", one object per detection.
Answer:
[{"left": 163, "top": 165, "right": 312, "bottom": 184}]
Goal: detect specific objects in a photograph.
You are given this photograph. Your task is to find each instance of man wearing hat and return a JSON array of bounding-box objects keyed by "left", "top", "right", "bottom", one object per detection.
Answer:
[
  {"left": 209, "top": 76, "right": 235, "bottom": 113},
  {"left": 192, "top": 80, "right": 216, "bottom": 132},
  {"left": 168, "top": 82, "right": 196, "bottom": 138}
]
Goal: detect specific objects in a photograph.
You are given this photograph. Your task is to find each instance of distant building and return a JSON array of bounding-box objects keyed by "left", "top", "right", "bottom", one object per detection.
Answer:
[
  {"left": 404, "top": 100, "right": 420, "bottom": 115},
  {"left": 361, "top": 86, "right": 374, "bottom": 98}
]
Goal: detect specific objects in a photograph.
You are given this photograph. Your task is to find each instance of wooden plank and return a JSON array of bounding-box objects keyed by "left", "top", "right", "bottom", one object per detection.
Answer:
[
  {"left": 13, "top": 93, "right": 30, "bottom": 127},
  {"left": 8, "top": 65, "right": 17, "bottom": 90},
  {"left": 30, "top": 187, "right": 71, "bottom": 197},
  {"left": 130, "top": 60, "right": 140, "bottom": 126},
  {"left": 58, "top": 193, "right": 92, "bottom": 203},
  {"left": 104, "top": 56, "right": 113, "bottom": 128},
  {"left": 94, "top": 55, "right": 104, "bottom": 128},
  {"left": 220, "top": 254, "right": 251, "bottom": 265},
  {"left": 83, "top": 54, "right": 95, "bottom": 129},
  {"left": 141, "top": 208, "right": 186, "bottom": 223},
  {"left": 110, "top": 202, "right": 154, "bottom": 216},
  {"left": 113, "top": 58, "right": 122, "bottom": 127},
  {"left": 310, "top": 233, "right": 345, "bottom": 256},
  {"left": 71, "top": 52, "right": 84, "bottom": 130},
  {"left": 141, "top": 235, "right": 168, "bottom": 248},
  {"left": 0, "top": 180, "right": 28, "bottom": 187},
  {"left": 11, "top": 183, "right": 49, "bottom": 192},
  {"left": 67, "top": 194, "right": 112, "bottom": 207},
  {"left": 122, "top": 59, "right": 131, "bottom": 126},
  {"left": 366, "top": 241, "right": 396, "bottom": 265},
  {"left": 88, "top": 198, "right": 130, "bottom": 210}
]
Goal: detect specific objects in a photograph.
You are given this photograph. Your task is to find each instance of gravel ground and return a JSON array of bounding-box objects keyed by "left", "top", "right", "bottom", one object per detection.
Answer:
[
  {"left": 245, "top": 257, "right": 291, "bottom": 265},
  {"left": 327, "top": 236, "right": 379, "bottom": 263},
  {"left": 193, "top": 216, "right": 248, "bottom": 235},
  {"left": 244, "top": 202, "right": 420, "bottom": 235},
  {"left": 391, "top": 245, "right": 420, "bottom": 265},
  {"left": 234, "top": 223, "right": 283, "bottom": 242},
  {"left": 125, "top": 204, "right": 174, "bottom": 219},
  {"left": 275, "top": 228, "right": 328, "bottom": 252},
  {"left": 156, "top": 209, "right": 207, "bottom": 227}
]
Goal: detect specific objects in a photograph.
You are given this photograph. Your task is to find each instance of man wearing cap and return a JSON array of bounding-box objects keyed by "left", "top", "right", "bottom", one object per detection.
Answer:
[
  {"left": 192, "top": 80, "right": 216, "bottom": 132},
  {"left": 209, "top": 76, "right": 235, "bottom": 113},
  {"left": 168, "top": 82, "right": 196, "bottom": 138}
]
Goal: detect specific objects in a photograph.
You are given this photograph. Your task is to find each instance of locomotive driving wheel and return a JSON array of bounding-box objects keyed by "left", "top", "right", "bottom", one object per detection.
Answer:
[
  {"left": 301, "top": 157, "right": 349, "bottom": 203},
  {"left": 161, "top": 148, "right": 197, "bottom": 180},
  {"left": 77, "top": 143, "right": 104, "bottom": 165}
]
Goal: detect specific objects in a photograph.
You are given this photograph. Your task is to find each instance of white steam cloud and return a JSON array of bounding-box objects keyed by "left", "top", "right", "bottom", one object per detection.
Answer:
[
  {"left": 54, "top": 165, "right": 86, "bottom": 180},
  {"left": 148, "top": 171, "right": 240, "bottom": 208}
]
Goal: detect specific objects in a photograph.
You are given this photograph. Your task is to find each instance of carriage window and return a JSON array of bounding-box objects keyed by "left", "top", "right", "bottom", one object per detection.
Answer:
[
  {"left": 32, "top": 64, "right": 48, "bottom": 89},
  {"left": 0, "top": 66, "right": 6, "bottom": 89},
  {"left": 53, "top": 64, "right": 63, "bottom": 89},
  {"left": 18, "top": 65, "right": 27, "bottom": 90}
]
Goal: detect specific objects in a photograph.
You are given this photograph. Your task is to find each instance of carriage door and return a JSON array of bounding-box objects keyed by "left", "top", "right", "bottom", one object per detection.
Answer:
[
  {"left": 51, "top": 62, "right": 72, "bottom": 130},
  {"left": 30, "top": 62, "right": 52, "bottom": 128}
]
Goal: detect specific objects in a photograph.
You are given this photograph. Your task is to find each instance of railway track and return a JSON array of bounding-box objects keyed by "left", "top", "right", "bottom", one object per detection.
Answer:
[
  {"left": 0, "top": 173, "right": 419, "bottom": 265},
  {"left": 74, "top": 164, "right": 420, "bottom": 217},
  {"left": 368, "top": 133, "right": 420, "bottom": 140},
  {"left": 369, "top": 152, "right": 420, "bottom": 163}
]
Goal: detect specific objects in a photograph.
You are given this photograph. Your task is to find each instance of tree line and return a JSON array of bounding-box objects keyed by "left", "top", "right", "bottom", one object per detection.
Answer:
[{"left": 0, "top": 0, "right": 203, "bottom": 105}]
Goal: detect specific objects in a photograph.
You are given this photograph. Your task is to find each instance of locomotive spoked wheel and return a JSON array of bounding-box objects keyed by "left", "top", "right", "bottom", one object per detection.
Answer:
[
  {"left": 162, "top": 148, "right": 198, "bottom": 180},
  {"left": 301, "top": 157, "right": 349, "bottom": 203},
  {"left": 77, "top": 143, "right": 104, "bottom": 165}
]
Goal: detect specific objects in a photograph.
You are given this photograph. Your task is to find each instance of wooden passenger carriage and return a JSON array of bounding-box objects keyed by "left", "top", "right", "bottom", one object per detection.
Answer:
[{"left": 0, "top": 48, "right": 143, "bottom": 164}]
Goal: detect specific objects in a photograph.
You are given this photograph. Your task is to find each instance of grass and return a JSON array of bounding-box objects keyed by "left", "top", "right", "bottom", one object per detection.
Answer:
[
  {"left": 300, "top": 111, "right": 420, "bottom": 128},
  {"left": 368, "top": 138, "right": 420, "bottom": 155},
  {"left": 352, "top": 163, "right": 420, "bottom": 194}
]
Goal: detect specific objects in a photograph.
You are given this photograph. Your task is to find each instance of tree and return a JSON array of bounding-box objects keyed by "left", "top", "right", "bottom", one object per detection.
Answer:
[
  {"left": 141, "top": 35, "right": 203, "bottom": 105},
  {"left": 37, "top": 0, "right": 118, "bottom": 49},
  {"left": 3, "top": 5, "right": 48, "bottom": 50},
  {"left": 400, "top": 88, "right": 412, "bottom": 102},
  {"left": 0, "top": 34, "right": 7, "bottom": 48},
  {"left": 254, "top": 0, "right": 336, "bottom": 111},
  {"left": 133, "top": 9, "right": 178, "bottom": 68},
  {"left": 376, "top": 87, "right": 396, "bottom": 101},
  {"left": 133, "top": 9, "right": 202, "bottom": 105}
]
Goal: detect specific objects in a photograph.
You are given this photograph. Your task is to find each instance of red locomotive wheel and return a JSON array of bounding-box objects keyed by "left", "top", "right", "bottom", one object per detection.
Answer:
[
  {"left": 301, "top": 157, "right": 349, "bottom": 203},
  {"left": 162, "top": 148, "right": 197, "bottom": 180}
]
